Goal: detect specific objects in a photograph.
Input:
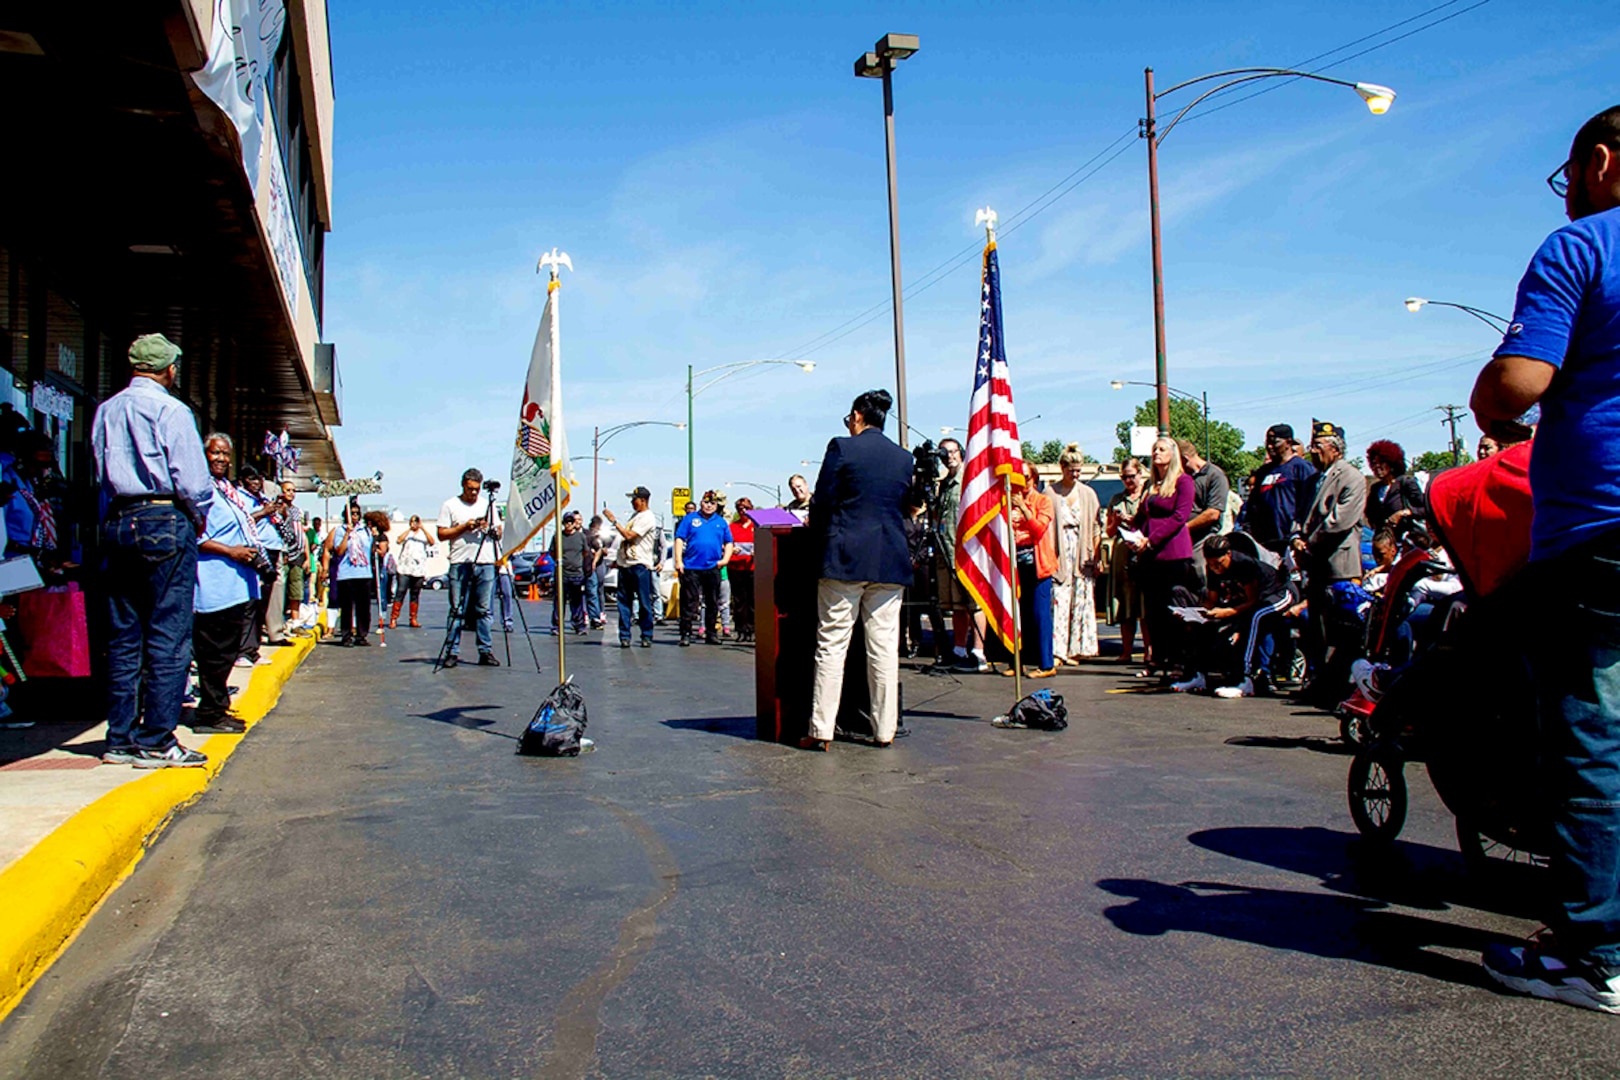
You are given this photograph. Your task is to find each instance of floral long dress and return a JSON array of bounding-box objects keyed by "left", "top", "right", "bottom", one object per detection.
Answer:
[{"left": 1051, "top": 481, "right": 1101, "bottom": 659}]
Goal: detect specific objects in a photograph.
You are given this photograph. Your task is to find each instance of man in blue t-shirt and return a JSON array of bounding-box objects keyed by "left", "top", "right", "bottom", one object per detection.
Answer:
[
  {"left": 673, "top": 490, "right": 733, "bottom": 646},
  {"left": 1244, "top": 423, "right": 1317, "bottom": 554},
  {"left": 1471, "top": 104, "right": 1620, "bottom": 1014}
]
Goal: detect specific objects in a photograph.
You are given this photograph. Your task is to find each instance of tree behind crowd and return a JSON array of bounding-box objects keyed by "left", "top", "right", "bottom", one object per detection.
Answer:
[{"left": 1111, "top": 397, "right": 1260, "bottom": 481}]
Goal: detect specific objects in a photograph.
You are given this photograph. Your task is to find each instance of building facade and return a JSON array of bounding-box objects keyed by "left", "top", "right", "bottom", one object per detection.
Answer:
[{"left": 0, "top": 0, "right": 342, "bottom": 554}]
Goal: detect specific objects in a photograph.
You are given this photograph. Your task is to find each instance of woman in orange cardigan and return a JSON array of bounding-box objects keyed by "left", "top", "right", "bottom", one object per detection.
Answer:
[{"left": 1008, "top": 460, "right": 1058, "bottom": 677}]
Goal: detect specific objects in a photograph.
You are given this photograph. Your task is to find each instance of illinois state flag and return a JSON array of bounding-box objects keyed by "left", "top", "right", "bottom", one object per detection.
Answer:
[{"left": 502, "top": 275, "right": 575, "bottom": 557}]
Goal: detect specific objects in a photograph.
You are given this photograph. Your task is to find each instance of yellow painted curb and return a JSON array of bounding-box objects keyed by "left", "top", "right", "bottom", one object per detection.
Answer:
[{"left": 0, "top": 628, "right": 320, "bottom": 1021}]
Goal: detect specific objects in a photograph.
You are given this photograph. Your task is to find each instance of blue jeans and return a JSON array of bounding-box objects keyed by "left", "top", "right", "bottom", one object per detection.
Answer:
[
  {"left": 1018, "top": 561, "right": 1054, "bottom": 670},
  {"left": 1534, "top": 540, "right": 1620, "bottom": 965},
  {"left": 617, "top": 563, "right": 655, "bottom": 643},
  {"left": 102, "top": 503, "right": 196, "bottom": 750},
  {"left": 447, "top": 562, "right": 495, "bottom": 656},
  {"left": 584, "top": 570, "right": 603, "bottom": 623}
]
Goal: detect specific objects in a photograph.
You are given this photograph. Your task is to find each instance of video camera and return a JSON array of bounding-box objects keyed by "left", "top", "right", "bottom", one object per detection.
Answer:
[
  {"left": 483, "top": 479, "right": 502, "bottom": 494},
  {"left": 910, "top": 439, "right": 948, "bottom": 510}
]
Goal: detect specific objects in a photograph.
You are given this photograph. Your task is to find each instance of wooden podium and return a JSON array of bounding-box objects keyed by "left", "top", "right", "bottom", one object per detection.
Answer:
[{"left": 753, "top": 522, "right": 875, "bottom": 744}]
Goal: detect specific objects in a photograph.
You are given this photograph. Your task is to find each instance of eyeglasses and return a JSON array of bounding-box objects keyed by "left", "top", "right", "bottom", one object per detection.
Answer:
[
  {"left": 843, "top": 412, "right": 856, "bottom": 425},
  {"left": 1548, "top": 159, "right": 1571, "bottom": 198}
]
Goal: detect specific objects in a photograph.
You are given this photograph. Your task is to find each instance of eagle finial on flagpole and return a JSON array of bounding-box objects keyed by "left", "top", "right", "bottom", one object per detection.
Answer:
[
  {"left": 975, "top": 207, "right": 998, "bottom": 245},
  {"left": 537, "top": 247, "right": 573, "bottom": 281}
]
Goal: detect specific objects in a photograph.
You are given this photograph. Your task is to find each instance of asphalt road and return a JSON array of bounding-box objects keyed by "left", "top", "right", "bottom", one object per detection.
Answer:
[{"left": 3, "top": 593, "right": 1617, "bottom": 1078}]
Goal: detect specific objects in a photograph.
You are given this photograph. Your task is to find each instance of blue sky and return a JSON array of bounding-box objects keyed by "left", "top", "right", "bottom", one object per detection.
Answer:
[{"left": 322, "top": 0, "right": 1619, "bottom": 523}]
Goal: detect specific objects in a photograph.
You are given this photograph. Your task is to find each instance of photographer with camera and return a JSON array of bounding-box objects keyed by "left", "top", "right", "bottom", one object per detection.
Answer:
[
  {"left": 436, "top": 468, "right": 503, "bottom": 667},
  {"left": 192, "top": 433, "right": 265, "bottom": 735},
  {"left": 800, "top": 389, "right": 913, "bottom": 752}
]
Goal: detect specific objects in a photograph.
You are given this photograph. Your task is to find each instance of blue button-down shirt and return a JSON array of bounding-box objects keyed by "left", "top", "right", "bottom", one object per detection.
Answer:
[
  {"left": 196, "top": 488, "right": 261, "bottom": 614},
  {"left": 90, "top": 377, "right": 214, "bottom": 524}
]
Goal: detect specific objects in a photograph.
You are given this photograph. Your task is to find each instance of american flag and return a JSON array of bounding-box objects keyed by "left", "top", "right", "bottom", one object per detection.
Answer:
[
  {"left": 954, "top": 239, "right": 1024, "bottom": 652},
  {"left": 519, "top": 421, "right": 551, "bottom": 460}
]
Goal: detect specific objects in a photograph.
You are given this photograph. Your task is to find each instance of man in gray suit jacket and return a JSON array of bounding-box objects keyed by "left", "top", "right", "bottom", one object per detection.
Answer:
[
  {"left": 1294, "top": 421, "right": 1367, "bottom": 703},
  {"left": 801, "top": 389, "right": 915, "bottom": 751}
]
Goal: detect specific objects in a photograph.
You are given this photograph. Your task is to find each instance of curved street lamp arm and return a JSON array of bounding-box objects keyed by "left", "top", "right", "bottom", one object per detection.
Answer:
[
  {"left": 692, "top": 359, "right": 810, "bottom": 399},
  {"left": 1156, "top": 69, "right": 1359, "bottom": 145},
  {"left": 1114, "top": 378, "right": 1200, "bottom": 403},
  {"left": 1154, "top": 67, "right": 1348, "bottom": 99},
  {"left": 1409, "top": 299, "right": 1511, "bottom": 333},
  {"left": 596, "top": 420, "right": 682, "bottom": 452}
]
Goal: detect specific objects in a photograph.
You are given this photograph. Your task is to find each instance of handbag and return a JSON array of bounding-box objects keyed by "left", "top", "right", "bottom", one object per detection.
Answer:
[{"left": 18, "top": 582, "right": 91, "bottom": 678}]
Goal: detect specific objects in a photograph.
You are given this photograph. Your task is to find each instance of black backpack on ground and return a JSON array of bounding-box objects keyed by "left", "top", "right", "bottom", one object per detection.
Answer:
[
  {"left": 518, "top": 680, "right": 588, "bottom": 756},
  {"left": 1003, "top": 688, "right": 1069, "bottom": 731}
]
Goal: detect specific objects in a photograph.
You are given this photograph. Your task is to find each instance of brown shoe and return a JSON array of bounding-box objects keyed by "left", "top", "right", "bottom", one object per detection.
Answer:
[
  {"left": 408, "top": 602, "right": 421, "bottom": 628},
  {"left": 1028, "top": 667, "right": 1057, "bottom": 679},
  {"left": 798, "top": 736, "right": 830, "bottom": 752},
  {"left": 389, "top": 601, "right": 402, "bottom": 629}
]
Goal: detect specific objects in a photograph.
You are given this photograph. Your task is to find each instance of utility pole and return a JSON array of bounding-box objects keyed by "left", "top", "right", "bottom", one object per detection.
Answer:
[{"left": 1437, "top": 404, "right": 1466, "bottom": 466}]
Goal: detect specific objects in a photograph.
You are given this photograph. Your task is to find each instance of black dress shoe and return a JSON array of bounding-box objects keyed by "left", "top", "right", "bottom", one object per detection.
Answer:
[
  {"left": 705, "top": 635, "right": 720, "bottom": 645},
  {"left": 679, "top": 637, "right": 691, "bottom": 647},
  {"left": 191, "top": 715, "right": 247, "bottom": 734},
  {"left": 478, "top": 653, "right": 500, "bottom": 667}
]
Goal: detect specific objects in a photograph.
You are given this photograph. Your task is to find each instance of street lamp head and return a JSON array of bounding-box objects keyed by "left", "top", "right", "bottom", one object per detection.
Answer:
[
  {"left": 854, "top": 51, "right": 884, "bottom": 79},
  {"left": 1404, "top": 297, "right": 1428, "bottom": 313},
  {"left": 1354, "top": 82, "right": 1396, "bottom": 115},
  {"left": 795, "top": 361, "right": 816, "bottom": 373},
  {"left": 1109, "top": 380, "right": 1126, "bottom": 390},
  {"left": 674, "top": 422, "right": 686, "bottom": 430},
  {"left": 875, "top": 33, "right": 919, "bottom": 61}
]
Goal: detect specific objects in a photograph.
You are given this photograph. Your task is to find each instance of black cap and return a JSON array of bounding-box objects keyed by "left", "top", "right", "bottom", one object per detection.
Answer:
[
  {"left": 626, "top": 485, "right": 651, "bottom": 501},
  {"left": 1266, "top": 423, "right": 1294, "bottom": 442}
]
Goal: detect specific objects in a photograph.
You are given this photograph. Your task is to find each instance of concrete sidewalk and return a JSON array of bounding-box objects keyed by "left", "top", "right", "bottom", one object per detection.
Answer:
[{"left": 0, "top": 631, "right": 321, "bottom": 1020}]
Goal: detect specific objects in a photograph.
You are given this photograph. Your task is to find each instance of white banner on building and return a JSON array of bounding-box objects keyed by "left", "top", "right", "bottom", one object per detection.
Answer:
[
  {"left": 262, "top": 122, "right": 302, "bottom": 322},
  {"left": 502, "top": 274, "right": 575, "bottom": 558},
  {"left": 193, "top": 0, "right": 287, "bottom": 195}
]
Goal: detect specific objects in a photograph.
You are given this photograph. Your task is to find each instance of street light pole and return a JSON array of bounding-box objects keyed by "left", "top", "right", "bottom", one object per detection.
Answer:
[
  {"left": 593, "top": 425, "right": 600, "bottom": 516},
  {"left": 856, "top": 34, "right": 919, "bottom": 449},
  {"left": 882, "top": 62, "right": 909, "bottom": 448},
  {"left": 1141, "top": 65, "right": 1395, "bottom": 444},
  {"left": 687, "top": 363, "right": 694, "bottom": 496},
  {"left": 686, "top": 359, "right": 815, "bottom": 500},
  {"left": 1144, "top": 68, "right": 1170, "bottom": 437}
]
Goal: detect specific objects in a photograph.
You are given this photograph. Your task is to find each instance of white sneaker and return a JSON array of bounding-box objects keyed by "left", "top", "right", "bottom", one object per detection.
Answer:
[
  {"left": 1171, "top": 673, "right": 1206, "bottom": 693},
  {"left": 233, "top": 657, "right": 254, "bottom": 669},
  {"left": 1214, "top": 677, "right": 1255, "bottom": 699}
]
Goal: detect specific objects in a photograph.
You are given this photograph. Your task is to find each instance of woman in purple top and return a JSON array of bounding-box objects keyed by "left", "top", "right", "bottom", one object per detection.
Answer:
[{"left": 1130, "top": 436, "right": 1196, "bottom": 675}]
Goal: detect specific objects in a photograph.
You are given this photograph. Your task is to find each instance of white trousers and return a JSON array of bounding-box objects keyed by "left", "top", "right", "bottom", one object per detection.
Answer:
[{"left": 809, "top": 579, "right": 903, "bottom": 743}]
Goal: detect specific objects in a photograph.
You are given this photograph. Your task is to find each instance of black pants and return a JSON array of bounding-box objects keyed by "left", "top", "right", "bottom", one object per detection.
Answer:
[
  {"left": 679, "top": 567, "right": 722, "bottom": 640},
  {"left": 195, "top": 601, "right": 252, "bottom": 722},
  {"left": 731, "top": 567, "right": 755, "bottom": 637},
  {"left": 1139, "top": 557, "right": 1195, "bottom": 670},
  {"left": 338, "top": 577, "right": 372, "bottom": 642},
  {"left": 552, "top": 577, "right": 586, "bottom": 631}
]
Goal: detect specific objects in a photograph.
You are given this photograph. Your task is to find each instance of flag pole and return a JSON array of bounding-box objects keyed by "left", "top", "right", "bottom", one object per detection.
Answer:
[
  {"left": 1005, "top": 472, "right": 1022, "bottom": 702},
  {"left": 544, "top": 257, "right": 567, "bottom": 687}
]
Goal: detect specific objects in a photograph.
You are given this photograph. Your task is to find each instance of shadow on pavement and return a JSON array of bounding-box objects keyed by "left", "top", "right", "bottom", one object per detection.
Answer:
[
  {"left": 411, "top": 705, "right": 518, "bottom": 739},
  {"left": 1097, "top": 877, "right": 1504, "bottom": 989},
  {"left": 1225, "top": 734, "right": 1351, "bottom": 756},
  {"left": 660, "top": 715, "right": 756, "bottom": 740},
  {"left": 1189, "top": 825, "right": 1543, "bottom": 920}
]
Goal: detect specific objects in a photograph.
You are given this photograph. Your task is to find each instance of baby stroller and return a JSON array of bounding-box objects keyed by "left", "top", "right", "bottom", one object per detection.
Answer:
[
  {"left": 1345, "top": 441, "right": 1551, "bottom": 873},
  {"left": 1334, "top": 543, "right": 1464, "bottom": 747}
]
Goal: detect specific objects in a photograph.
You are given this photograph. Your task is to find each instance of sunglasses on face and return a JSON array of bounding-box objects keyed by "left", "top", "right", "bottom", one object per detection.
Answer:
[{"left": 1548, "top": 159, "right": 1571, "bottom": 198}]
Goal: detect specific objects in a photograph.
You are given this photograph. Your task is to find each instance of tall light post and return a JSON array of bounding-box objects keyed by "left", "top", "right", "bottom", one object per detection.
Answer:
[
  {"left": 1111, "top": 379, "right": 1209, "bottom": 461},
  {"left": 687, "top": 359, "right": 816, "bottom": 494},
  {"left": 1403, "top": 297, "right": 1510, "bottom": 333},
  {"left": 1142, "top": 66, "right": 1395, "bottom": 435},
  {"left": 592, "top": 420, "right": 684, "bottom": 515},
  {"left": 855, "top": 32, "right": 920, "bottom": 448}
]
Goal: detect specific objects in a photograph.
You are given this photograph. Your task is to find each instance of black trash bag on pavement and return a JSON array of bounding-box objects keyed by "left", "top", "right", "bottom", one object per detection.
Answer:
[
  {"left": 518, "top": 680, "right": 589, "bottom": 756},
  {"left": 994, "top": 688, "right": 1068, "bottom": 731}
]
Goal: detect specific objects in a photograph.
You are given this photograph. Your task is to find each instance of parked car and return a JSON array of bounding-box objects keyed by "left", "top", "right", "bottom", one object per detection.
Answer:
[
  {"left": 509, "top": 552, "right": 539, "bottom": 584},
  {"left": 426, "top": 573, "right": 448, "bottom": 591}
]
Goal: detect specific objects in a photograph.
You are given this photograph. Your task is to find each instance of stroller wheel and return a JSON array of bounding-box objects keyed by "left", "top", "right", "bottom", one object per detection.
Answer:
[{"left": 1348, "top": 752, "right": 1408, "bottom": 844}]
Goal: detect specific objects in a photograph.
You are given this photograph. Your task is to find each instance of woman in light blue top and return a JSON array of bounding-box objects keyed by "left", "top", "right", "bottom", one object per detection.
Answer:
[{"left": 328, "top": 502, "right": 374, "bottom": 646}]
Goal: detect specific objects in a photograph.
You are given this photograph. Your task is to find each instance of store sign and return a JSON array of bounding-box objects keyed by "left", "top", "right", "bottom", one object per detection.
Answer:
[
  {"left": 1129, "top": 425, "right": 1158, "bottom": 457},
  {"left": 56, "top": 344, "right": 78, "bottom": 381},
  {"left": 31, "top": 383, "right": 73, "bottom": 422},
  {"left": 314, "top": 477, "right": 383, "bottom": 497}
]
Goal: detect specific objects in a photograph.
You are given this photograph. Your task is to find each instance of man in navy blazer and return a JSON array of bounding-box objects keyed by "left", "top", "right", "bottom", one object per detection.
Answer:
[{"left": 801, "top": 389, "right": 915, "bottom": 751}]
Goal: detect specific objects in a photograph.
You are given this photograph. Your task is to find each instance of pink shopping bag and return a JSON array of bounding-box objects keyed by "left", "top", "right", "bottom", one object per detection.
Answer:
[{"left": 19, "top": 583, "right": 91, "bottom": 678}]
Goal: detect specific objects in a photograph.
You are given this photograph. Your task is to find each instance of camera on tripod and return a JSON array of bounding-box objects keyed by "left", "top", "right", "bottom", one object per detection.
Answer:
[
  {"left": 483, "top": 479, "right": 502, "bottom": 493},
  {"left": 910, "top": 439, "right": 947, "bottom": 511}
]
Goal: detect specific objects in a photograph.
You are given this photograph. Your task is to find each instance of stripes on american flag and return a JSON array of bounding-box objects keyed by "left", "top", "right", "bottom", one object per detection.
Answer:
[
  {"left": 519, "top": 423, "right": 551, "bottom": 460},
  {"left": 954, "top": 239, "right": 1024, "bottom": 652}
]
